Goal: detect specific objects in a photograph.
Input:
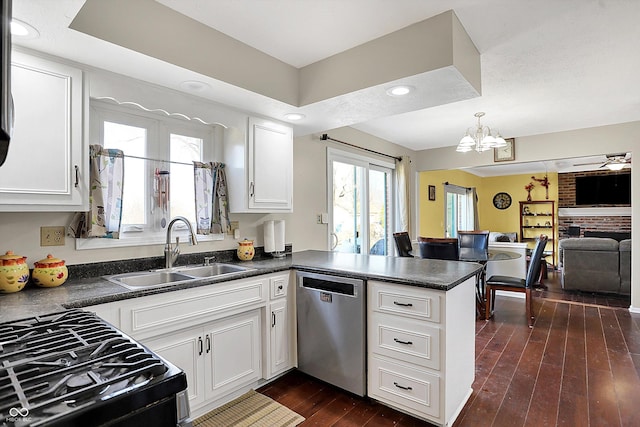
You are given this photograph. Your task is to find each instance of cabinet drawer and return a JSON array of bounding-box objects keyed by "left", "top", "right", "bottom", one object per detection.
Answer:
[
  {"left": 368, "top": 355, "right": 440, "bottom": 419},
  {"left": 270, "top": 274, "right": 288, "bottom": 299},
  {"left": 369, "top": 312, "right": 440, "bottom": 370},
  {"left": 369, "top": 281, "right": 441, "bottom": 323}
]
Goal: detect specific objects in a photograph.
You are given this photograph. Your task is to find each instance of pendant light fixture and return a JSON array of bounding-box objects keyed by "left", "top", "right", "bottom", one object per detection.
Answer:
[{"left": 456, "top": 112, "right": 507, "bottom": 153}]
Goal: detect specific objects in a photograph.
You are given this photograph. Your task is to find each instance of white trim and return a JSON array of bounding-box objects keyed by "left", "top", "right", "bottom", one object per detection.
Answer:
[
  {"left": 75, "top": 232, "right": 224, "bottom": 250},
  {"left": 558, "top": 207, "right": 631, "bottom": 217},
  {"left": 629, "top": 306, "right": 640, "bottom": 314}
]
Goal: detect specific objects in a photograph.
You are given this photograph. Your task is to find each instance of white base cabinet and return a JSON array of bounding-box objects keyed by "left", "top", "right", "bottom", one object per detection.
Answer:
[
  {"left": 367, "top": 279, "right": 475, "bottom": 426},
  {"left": 144, "top": 310, "right": 262, "bottom": 408},
  {"left": 85, "top": 271, "right": 294, "bottom": 417},
  {"left": 264, "top": 272, "right": 295, "bottom": 379}
]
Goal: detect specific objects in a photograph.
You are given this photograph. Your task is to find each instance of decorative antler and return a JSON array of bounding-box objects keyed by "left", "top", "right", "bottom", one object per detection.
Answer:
[{"left": 531, "top": 175, "right": 550, "bottom": 199}]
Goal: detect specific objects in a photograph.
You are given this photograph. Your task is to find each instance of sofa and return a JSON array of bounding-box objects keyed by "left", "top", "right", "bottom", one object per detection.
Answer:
[{"left": 559, "top": 237, "right": 631, "bottom": 295}]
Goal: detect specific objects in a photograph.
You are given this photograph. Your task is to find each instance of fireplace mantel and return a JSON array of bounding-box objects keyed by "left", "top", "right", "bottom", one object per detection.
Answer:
[{"left": 558, "top": 207, "right": 631, "bottom": 217}]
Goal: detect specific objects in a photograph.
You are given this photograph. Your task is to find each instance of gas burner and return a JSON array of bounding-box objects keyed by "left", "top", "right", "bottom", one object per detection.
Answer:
[{"left": 0, "top": 310, "right": 187, "bottom": 426}]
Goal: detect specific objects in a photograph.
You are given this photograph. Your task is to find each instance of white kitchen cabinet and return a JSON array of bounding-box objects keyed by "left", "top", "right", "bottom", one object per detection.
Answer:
[
  {"left": 206, "top": 310, "right": 262, "bottom": 399},
  {"left": 225, "top": 117, "right": 293, "bottom": 213},
  {"left": 144, "top": 309, "right": 261, "bottom": 408},
  {"left": 367, "top": 279, "right": 476, "bottom": 427},
  {"left": 85, "top": 271, "right": 294, "bottom": 416},
  {"left": 264, "top": 273, "right": 294, "bottom": 379},
  {"left": 0, "top": 50, "right": 88, "bottom": 211},
  {"left": 144, "top": 326, "right": 206, "bottom": 407}
]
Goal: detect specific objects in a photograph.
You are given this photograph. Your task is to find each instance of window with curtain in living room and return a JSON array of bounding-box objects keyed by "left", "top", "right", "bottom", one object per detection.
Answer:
[{"left": 444, "top": 184, "right": 475, "bottom": 238}]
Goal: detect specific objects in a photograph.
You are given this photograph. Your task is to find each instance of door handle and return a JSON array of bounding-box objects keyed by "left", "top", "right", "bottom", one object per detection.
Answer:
[
  {"left": 198, "top": 336, "right": 203, "bottom": 356},
  {"left": 249, "top": 181, "right": 254, "bottom": 198},
  {"left": 74, "top": 165, "right": 79, "bottom": 188},
  {"left": 205, "top": 335, "right": 211, "bottom": 353},
  {"left": 330, "top": 232, "right": 339, "bottom": 250},
  {"left": 393, "top": 338, "right": 413, "bottom": 345},
  {"left": 272, "top": 312, "right": 276, "bottom": 327}
]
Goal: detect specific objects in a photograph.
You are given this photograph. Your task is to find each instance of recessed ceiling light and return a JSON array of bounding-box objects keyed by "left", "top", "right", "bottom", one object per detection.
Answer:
[
  {"left": 11, "top": 19, "right": 39, "bottom": 39},
  {"left": 386, "top": 85, "right": 414, "bottom": 97},
  {"left": 179, "top": 80, "right": 210, "bottom": 92},
  {"left": 284, "top": 113, "right": 305, "bottom": 121}
]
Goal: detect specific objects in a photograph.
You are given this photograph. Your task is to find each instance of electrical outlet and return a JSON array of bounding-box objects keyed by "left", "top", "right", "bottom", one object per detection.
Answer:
[
  {"left": 316, "top": 214, "right": 322, "bottom": 224},
  {"left": 229, "top": 221, "right": 239, "bottom": 235},
  {"left": 41, "top": 226, "right": 66, "bottom": 247}
]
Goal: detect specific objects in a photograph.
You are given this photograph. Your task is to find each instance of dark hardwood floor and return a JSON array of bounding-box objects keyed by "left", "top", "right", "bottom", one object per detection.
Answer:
[{"left": 258, "top": 271, "right": 640, "bottom": 426}]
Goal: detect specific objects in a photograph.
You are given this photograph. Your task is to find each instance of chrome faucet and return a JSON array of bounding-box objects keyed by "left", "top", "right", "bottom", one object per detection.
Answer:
[{"left": 164, "top": 216, "right": 198, "bottom": 269}]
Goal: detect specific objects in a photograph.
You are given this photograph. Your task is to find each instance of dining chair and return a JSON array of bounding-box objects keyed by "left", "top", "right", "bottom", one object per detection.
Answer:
[
  {"left": 417, "top": 237, "right": 459, "bottom": 260},
  {"left": 485, "top": 234, "right": 548, "bottom": 327},
  {"left": 457, "top": 230, "right": 490, "bottom": 251},
  {"left": 393, "top": 232, "right": 413, "bottom": 257}
]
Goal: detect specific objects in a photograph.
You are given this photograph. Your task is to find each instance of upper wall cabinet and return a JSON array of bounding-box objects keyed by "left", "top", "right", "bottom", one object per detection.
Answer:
[
  {"left": 0, "top": 51, "right": 88, "bottom": 212},
  {"left": 225, "top": 117, "right": 293, "bottom": 213}
]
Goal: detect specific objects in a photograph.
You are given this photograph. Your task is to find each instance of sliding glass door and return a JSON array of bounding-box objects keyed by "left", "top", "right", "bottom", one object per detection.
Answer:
[{"left": 328, "top": 149, "right": 394, "bottom": 255}]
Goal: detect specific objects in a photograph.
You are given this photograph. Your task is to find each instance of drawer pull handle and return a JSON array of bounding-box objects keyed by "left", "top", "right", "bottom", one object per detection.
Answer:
[
  {"left": 394, "top": 382, "right": 412, "bottom": 391},
  {"left": 198, "top": 337, "right": 203, "bottom": 356},
  {"left": 393, "top": 338, "right": 413, "bottom": 345},
  {"left": 393, "top": 301, "right": 413, "bottom": 307},
  {"left": 205, "top": 335, "right": 211, "bottom": 354}
]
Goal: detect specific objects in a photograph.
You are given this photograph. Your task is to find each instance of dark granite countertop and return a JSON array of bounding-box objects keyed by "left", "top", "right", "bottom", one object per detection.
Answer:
[{"left": 0, "top": 250, "right": 482, "bottom": 323}]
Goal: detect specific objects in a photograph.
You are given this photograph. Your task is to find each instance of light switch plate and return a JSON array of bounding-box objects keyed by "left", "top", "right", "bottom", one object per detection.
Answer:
[{"left": 41, "top": 226, "right": 66, "bottom": 246}]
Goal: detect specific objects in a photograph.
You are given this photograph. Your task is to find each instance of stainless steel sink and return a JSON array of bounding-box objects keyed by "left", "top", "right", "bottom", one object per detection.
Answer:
[
  {"left": 106, "top": 271, "right": 195, "bottom": 290},
  {"left": 177, "top": 263, "right": 251, "bottom": 278},
  {"left": 105, "top": 263, "right": 254, "bottom": 290}
]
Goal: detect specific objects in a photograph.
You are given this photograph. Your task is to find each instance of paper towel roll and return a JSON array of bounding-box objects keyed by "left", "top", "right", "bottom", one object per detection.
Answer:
[
  {"left": 264, "top": 220, "right": 275, "bottom": 253},
  {"left": 274, "top": 220, "right": 285, "bottom": 252}
]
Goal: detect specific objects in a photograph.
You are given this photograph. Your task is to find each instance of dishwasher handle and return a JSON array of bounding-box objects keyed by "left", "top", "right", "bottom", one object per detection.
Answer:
[{"left": 297, "top": 272, "right": 363, "bottom": 297}]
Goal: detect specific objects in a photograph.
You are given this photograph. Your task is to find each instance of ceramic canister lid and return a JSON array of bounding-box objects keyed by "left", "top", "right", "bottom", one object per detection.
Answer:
[
  {"left": 0, "top": 251, "right": 27, "bottom": 265},
  {"left": 34, "top": 254, "right": 66, "bottom": 268}
]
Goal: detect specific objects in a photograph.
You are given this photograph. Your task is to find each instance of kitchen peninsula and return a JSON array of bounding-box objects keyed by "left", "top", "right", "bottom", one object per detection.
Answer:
[{"left": 0, "top": 250, "right": 481, "bottom": 426}]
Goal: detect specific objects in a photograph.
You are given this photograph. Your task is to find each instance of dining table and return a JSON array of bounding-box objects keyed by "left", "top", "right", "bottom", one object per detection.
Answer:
[{"left": 458, "top": 248, "right": 522, "bottom": 319}]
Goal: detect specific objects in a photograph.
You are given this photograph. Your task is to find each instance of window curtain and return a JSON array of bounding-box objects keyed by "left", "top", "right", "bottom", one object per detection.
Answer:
[
  {"left": 194, "top": 161, "right": 230, "bottom": 234},
  {"left": 396, "top": 155, "right": 411, "bottom": 232},
  {"left": 69, "top": 145, "right": 124, "bottom": 238},
  {"left": 471, "top": 187, "right": 480, "bottom": 230}
]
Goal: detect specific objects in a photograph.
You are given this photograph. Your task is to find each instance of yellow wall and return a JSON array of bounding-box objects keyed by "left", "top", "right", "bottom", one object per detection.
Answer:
[
  {"left": 418, "top": 169, "right": 482, "bottom": 237},
  {"left": 419, "top": 170, "right": 559, "bottom": 263}
]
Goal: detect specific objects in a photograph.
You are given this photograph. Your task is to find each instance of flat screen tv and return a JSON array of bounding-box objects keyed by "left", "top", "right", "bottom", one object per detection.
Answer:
[{"left": 575, "top": 173, "right": 631, "bottom": 205}]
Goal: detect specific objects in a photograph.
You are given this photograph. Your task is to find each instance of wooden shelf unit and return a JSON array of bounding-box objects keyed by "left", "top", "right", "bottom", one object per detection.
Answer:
[{"left": 519, "top": 200, "right": 556, "bottom": 266}]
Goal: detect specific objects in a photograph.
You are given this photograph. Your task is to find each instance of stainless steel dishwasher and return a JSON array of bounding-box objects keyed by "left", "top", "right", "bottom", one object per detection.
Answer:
[{"left": 296, "top": 270, "right": 366, "bottom": 396}]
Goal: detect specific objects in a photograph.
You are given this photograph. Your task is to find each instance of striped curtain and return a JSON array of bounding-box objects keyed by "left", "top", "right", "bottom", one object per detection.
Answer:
[
  {"left": 69, "top": 145, "right": 124, "bottom": 238},
  {"left": 194, "top": 161, "right": 230, "bottom": 234}
]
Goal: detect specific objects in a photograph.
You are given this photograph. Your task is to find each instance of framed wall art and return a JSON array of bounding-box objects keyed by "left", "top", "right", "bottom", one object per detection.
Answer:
[
  {"left": 494, "top": 138, "right": 515, "bottom": 162},
  {"left": 428, "top": 185, "right": 436, "bottom": 201}
]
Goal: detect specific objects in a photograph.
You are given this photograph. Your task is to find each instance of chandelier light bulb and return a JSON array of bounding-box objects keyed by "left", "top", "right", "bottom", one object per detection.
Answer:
[{"left": 456, "top": 112, "right": 506, "bottom": 154}]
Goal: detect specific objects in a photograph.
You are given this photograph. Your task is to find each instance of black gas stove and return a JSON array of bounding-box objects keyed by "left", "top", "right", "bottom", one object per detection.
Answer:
[{"left": 0, "top": 309, "right": 189, "bottom": 427}]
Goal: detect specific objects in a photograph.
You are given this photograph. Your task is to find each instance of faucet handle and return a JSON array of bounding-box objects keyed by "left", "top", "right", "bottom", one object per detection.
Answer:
[{"left": 204, "top": 256, "right": 216, "bottom": 266}]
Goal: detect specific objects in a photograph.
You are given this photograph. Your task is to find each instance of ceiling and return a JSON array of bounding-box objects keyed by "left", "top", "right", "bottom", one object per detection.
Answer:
[{"left": 11, "top": 0, "right": 640, "bottom": 156}]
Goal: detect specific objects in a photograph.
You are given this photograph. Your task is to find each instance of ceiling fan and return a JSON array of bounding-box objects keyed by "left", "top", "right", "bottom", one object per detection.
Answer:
[{"left": 573, "top": 153, "right": 631, "bottom": 170}]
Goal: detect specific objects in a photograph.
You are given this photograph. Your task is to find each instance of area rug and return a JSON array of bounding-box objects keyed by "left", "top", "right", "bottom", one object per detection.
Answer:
[{"left": 193, "top": 389, "right": 305, "bottom": 427}]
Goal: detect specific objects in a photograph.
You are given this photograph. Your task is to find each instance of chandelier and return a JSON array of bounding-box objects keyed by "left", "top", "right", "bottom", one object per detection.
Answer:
[{"left": 456, "top": 112, "right": 507, "bottom": 153}]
